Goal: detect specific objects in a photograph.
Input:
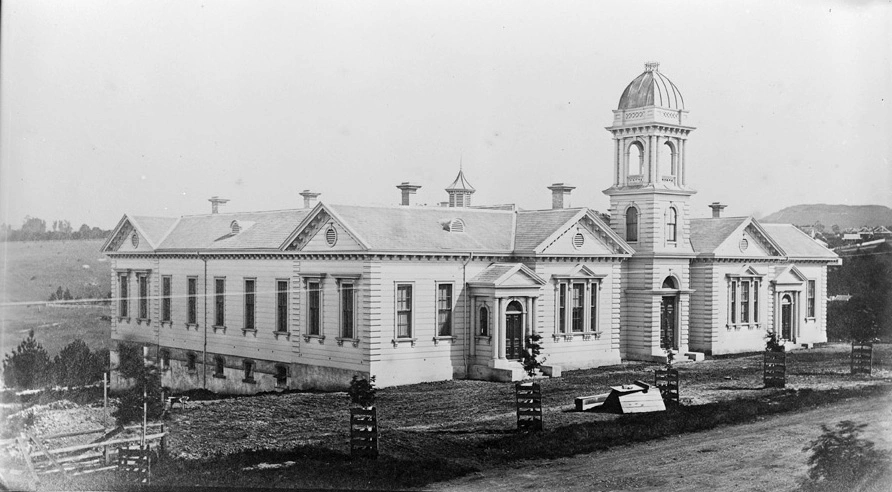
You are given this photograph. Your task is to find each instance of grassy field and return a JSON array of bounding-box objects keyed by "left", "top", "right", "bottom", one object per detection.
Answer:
[
  {"left": 1, "top": 239, "right": 111, "bottom": 357},
  {"left": 0, "top": 239, "right": 110, "bottom": 304},
  {"left": 29, "top": 343, "right": 889, "bottom": 491}
]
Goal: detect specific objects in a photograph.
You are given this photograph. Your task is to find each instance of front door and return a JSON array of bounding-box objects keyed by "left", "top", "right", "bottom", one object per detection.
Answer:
[
  {"left": 660, "top": 296, "right": 676, "bottom": 350},
  {"left": 505, "top": 300, "right": 524, "bottom": 360},
  {"left": 781, "top": 294, "right": 793, "bottom": 340}
]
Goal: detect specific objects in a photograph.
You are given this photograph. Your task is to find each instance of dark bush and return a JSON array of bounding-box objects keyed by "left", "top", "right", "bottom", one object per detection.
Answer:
[
  {"left": 113, "top": 343, "right": 163, "bottom": 425},
  {"left": 2, "top": 330, "right": 52, "bottom": 389},
  {"left": 54, "top": 339, "right": 105, "bottom": 387},
  {"left": 347, "top": 375, "right": 376, "bottom": 409}
]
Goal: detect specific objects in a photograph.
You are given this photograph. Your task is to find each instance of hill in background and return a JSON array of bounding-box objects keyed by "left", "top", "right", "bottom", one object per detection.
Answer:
[{"left": 760, "top": 204, "right": 892, "bottom": 229}]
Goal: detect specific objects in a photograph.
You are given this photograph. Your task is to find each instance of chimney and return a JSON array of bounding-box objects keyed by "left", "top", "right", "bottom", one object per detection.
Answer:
[
  {"left": 547, "top": 183, "right": 576, "bottom": 209},
  {"left": 300, "top": 190, "right": 321, "bottom": 208},
  {"left": 396, "top": 182, "right": 422, "bottom": 206},
  {"left": 208, "top": 196, "right": 229, "bottom": 214},
  {"left": 709, "top": 202, "right": 728, "bottom": 218}
]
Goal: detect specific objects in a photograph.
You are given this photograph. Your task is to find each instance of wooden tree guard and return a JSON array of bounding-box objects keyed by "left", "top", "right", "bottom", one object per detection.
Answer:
[
  {"left": 851, "top": 342, "right": 873, "bottom": 375},
  {"left": 515, "top": 382, "right": 543, "bottom": 431},
  {"left": 763, "top": 350, "right": 786, "bottom": 388},
  {"left": 350, "top": 408, "right": 379, "bottom": 459},
  {"left": 117, "top": 445, "right": 151, "bottom": 484},
  {"left": 654, "top": 368, "right": 680, "bottom": 405}
]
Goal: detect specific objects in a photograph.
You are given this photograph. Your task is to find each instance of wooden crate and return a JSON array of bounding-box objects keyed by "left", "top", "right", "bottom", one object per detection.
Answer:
[
  {"left": 763, "top": 350, "right": 786, "bottom": 388},
  {"left": 515, "top": 382, "right": 543, "bottom": 431},
  {"left": 851, "top": 342, "right": 873, "bottom": 375},
  {"left": 350, "top": 408, "right": 378, "bottom": 459},
  {"left": 654, "top": 368, "right": 680, "bottom": 405},
  {"left": 117, "top": 446, "right": 151, "bottom": 484}
]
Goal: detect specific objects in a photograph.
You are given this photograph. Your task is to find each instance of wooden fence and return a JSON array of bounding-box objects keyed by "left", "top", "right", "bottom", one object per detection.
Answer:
[
  {"left": 0, "top": 422, "right": 166, "bottom": 488},
  {"left": 515, "top": 382, "right": 543, "bottom": 431},
  {"left": 851, "top": 342, "right": 873, "bottom": 375},
  {"left": 349, "top": 408, "right": 378, "bottom": 459}
]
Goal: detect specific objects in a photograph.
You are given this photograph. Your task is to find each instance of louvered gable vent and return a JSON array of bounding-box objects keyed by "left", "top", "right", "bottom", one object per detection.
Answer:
[{"left": 230, "top": 220, "right": 241, "bottom": 235}]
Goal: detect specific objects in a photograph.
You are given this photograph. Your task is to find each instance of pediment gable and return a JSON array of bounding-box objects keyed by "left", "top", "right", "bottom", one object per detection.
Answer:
[
  {"left": 773, "top": 265, "right": 808, "bottom": 285},
  {"left": 102, "top": 215, "right": 158, "bottom": 253},
  {"left": 726, "top": 265, "right": 767, "bottom": 278},
  {"left": 470, "top": 263, "right": 546, "bottom": 287},
  {"left": 713, "top": 219, "right": 784, "bottom": 257},
  {"left": 284, "top": 204, "right": 367, "bottom": 252},
  {"left": 553, "top": 264, "right": 605, "bottom": 280},
  {"left": 537, "top": 210, "right": 633, "bottom": 256}
]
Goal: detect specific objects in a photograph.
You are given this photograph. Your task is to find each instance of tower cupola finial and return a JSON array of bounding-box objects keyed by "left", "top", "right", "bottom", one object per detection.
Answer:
[{"left": 645, "top": 61, "right": 660, "bottom": 72}]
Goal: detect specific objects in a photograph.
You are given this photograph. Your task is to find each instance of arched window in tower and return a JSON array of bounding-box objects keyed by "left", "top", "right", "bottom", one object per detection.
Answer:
[
  {"left": 628, "top": 141, "right": 644, "bottom": 177},
  {"left": 626, "top": 206, "right": 639, "bottom": 242},
  {"left": 667, "top": 207, "right": 678, "bottom": 242},
  {"left": 660, "top": 140, "right": 677, "bottom": 178},
  {"left": 662, "top": 276, "right": 678, "bottom": 289}
]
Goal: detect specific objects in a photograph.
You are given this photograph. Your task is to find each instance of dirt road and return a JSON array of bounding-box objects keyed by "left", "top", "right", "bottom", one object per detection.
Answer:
[{"left": 433, "top": 393, "right": 892, "bottom": 492}]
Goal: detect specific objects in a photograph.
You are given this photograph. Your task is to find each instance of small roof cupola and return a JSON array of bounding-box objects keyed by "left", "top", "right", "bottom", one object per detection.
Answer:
[
  {"left": 445, "top": 170, "right": 475, "bottom": 208},
  {"left": 209, "top": 196, "right": 229, "bottom": 214}
]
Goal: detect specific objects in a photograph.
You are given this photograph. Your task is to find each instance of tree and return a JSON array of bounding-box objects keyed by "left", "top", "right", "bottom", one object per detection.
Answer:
[
  {"left": 54, "top": 339, "right": 105, "bottom": 387},
  {"left": 63, "top": 288, "right": 72, "bottom": 301},
  {"left": 522, "top": 332, "right": 544, "bottom": 376},
  {"left": 800, "top": 421, "right": 891, "bottom": 491},
  {"left": 2, "top": 330, "right": 52, "bottom": 389},
  {"left": 113, "top": 343, "right": 163, "bottom": 425}
]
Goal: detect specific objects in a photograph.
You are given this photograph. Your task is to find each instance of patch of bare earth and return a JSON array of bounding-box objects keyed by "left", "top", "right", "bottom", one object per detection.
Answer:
[{"left": 14, "top": 343, "right": 892, "bottom": 490}]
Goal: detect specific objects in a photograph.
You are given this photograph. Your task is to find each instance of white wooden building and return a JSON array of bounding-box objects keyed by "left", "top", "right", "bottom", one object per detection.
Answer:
[{"left": 102, "top": 62, "right": 838, "bottom": 392}]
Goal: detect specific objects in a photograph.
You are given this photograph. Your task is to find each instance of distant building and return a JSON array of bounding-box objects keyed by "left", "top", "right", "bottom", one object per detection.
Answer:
[{"left": 103, "top": 62, "right": 839, "bottom": 393}]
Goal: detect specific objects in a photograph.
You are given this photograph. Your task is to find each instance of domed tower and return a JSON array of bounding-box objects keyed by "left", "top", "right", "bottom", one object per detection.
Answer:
[{"left": 604, "top": 62, "right": 697, "bottom": 362}]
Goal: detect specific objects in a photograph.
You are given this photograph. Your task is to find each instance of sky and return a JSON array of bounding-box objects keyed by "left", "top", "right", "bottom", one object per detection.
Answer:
[{"left": 1, "top": 0, "right": 890, "bottom": 230}]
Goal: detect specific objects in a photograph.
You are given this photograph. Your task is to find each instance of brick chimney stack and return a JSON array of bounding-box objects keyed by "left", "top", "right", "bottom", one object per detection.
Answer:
[
  {"left": 396, "top": 182, "right": 422, "bottom": 206},
  {"left": 300, "top": 190, "right": 321, "bottom": 209},
  {"left": 208, "top": 196, "right": 229, "bottom": 214},
  {"left": 547, "top": 183, "right": 575, "bottom": 209},
  {"left": 709, "top": 202, "right": 728, "bottom": 218}
]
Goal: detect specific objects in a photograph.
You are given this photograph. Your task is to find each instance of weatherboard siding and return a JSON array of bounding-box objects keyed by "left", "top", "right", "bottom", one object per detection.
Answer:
[{"left": 370, "top": 260, "right": 475, "bottom": 387}]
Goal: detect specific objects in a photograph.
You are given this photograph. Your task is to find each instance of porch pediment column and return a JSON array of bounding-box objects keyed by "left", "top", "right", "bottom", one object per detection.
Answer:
[{"left": 497, "top": 297, "right": 506, "bottom": 360}]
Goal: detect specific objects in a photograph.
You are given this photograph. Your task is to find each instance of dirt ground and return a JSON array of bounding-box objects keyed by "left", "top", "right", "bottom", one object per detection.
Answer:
[
  {"left": 163, "top": 343, "right": 892, "bottom": 462},
  {"left": 4, "top": 343, "right": 891, "bottom": 490},
  {"left": 432, "top": 390, "right": 892, "bottom": 492}
]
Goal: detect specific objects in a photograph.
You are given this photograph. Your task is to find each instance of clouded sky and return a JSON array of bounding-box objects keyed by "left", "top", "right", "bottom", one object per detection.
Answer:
[{"left": 1, "top": 0, "right": 889, "bottom": 229}]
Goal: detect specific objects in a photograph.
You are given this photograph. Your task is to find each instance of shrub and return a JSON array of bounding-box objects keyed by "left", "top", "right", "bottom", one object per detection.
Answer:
[
  {"left": 54, "top": 339, "right": 105, "bottom": 387},
  {"left": 2, "top": 330, "right": 53, "bottom": 389},
  {"left": 347, "top": 375, "right": 376, "bottom": 409},
  {"left": 765, "top": 331, "right": 784, "bottom": 352},
  {"left": 522, "top": 332, "right": 544, "bottom": 377}
]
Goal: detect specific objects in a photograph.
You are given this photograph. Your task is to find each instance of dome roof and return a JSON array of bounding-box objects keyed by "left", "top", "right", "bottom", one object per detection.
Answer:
[{"left": 618, "top": 62, "right": 685, "bottom": 110}]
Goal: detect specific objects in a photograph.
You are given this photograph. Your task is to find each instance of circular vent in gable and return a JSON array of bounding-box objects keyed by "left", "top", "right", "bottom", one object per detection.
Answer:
[
  {"left": 325, "top": 226, "right": 338, "bottom": 246},
  {"left": 131, "top": 232, "right": 139, "bottom": 248},
  {"left": 572, "top": 232, "right": 585, "bottom": 249},
  {"left": 739, "top": 237, "right": 749, "bottom": 252}
]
